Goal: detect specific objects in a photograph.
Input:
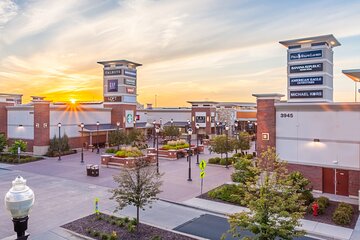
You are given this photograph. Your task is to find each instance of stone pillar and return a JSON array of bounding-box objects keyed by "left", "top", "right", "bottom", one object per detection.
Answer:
[
  {"left": 33, "top": 101, "right": 51, "bottom": 155},
  {"left": 252, "top": 94, "right": 284, "bottom": 156}
]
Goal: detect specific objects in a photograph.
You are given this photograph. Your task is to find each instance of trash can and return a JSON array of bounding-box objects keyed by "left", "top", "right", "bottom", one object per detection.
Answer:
[{"left": 86, "top": 164, "right": 99, "bottom": 177}]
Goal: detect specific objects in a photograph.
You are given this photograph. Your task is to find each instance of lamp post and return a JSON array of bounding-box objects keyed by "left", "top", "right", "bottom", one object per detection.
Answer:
[
  {"left": 195, "top": 124, "right": 200, "bottom": 164},
  {"left": 170, "top": 118, "right": 173, "bottom": 126},
  {"left": 225, "top": 125, "right": 230, "bottom": 169},
  {"left": 216, "top": 121, "right": 219, "bottom": 135},
  {"left": 186, "top": 119, "right": 190, "bottom": 132},
  {"left": 96, "top": 121, "right": 100, "bottom": 154},
  {"left": 116, "top": 122, "right": 121, "bottom": 150},
  {"left": 80, "top": 123, "right": 84, "bottom": 163},
  {"left": 152, "top": 120, "right": 156, "bottom": 148},
  {"left": 187, "top": 127, "right": 193, "bottom": 181},
  {"left": 5, "top": 176, "right": 35, "bottom": 240},
  {"left": 133, "top": 120, "right": 136, "bottom": 128},
  {"left": 57, "top": 122, "right": 61, "bottom": 161},
  {"left": 155, "top": 126, "right": 160, "bottom": 174}
]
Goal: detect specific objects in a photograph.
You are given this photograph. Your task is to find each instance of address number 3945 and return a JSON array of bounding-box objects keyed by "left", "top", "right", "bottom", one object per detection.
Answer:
[{"left": 280, "top": 113, "right": 293, "bottom": 118}]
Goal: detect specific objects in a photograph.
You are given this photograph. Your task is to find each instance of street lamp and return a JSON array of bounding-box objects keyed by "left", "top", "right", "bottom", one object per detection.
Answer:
[
  {"left": 187, "top": 127, "right": 193, "bottom": 181},
  {"left": 80, "top": 123, "right": 84, "bottom": 163},
  {"left": 96, "top": 121, "right": 100, "bottom": 154},
  {"left": 152, "top": 120, "right": 156, "bottom": 148},
  {"left": 116, "top": 121, "right": 121, "bottom": 151},
  {"left": 170, "top": 118, "right": 173, "bottom": 126},
  {"left": 5, "top": 176, "right": 35, "bottom": 240},
  {"left": 216, "top": 121, "right": 219, "bottom": 135},
  {"left": 225, "top": 125, "right": 230, "bottom": 169},
  {"left": 57, "top": 122, "right": 61, "bottom": 161},
  {"left": 195, "top": 124, "right": 200, "bottom": 164},
  {"left": 155, "top": 126, "right": 160, "bottom": 174},
  {"left": 133, "top": 120, "right": 136, "bottom": 128}
]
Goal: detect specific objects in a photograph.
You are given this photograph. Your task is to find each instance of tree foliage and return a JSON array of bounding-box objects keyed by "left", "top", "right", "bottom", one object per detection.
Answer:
[
  {"left": 0, "top": 133, "right": 6, "bottom": 152},
  {"left": 109, "top": 130, "right": 127, "bottom": 150},
  {"left": 9, "top": 140, "right": 27, "bottom": 155},
  {"left": 210, "top": 135, "right": 233, "bottom": 157},
  {"left": 163, "top": 126, "right": 180, "bottom": 140},
  {"left": 227, "top": 147, "right": 306, "bottom": 240},
  {"left": 47, "top": 134, "right": 70, "bottom": 156},
  {"left": 110, "top": 158, "right": 163, "bottom": 226}
]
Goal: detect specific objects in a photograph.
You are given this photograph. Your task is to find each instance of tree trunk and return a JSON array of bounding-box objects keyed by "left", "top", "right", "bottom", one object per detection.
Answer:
[{"left": 136, "top": 205, "right": 139, "bottom": 227}]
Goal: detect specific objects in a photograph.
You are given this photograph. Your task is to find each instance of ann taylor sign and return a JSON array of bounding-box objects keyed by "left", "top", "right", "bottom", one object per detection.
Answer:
[
  {"left": 289, "top": 90, "right": 323, "bottom": 99},
  {"left": 289, "top": 50, "right": 322, "bottom": 61},
  {"left": 289, "top": 63, "right": 323, "bottom": 74}
]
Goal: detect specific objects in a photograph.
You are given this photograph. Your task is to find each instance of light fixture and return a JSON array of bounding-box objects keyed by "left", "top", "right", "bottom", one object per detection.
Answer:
[
  {"left": 116, "top": 122, "right": 120, "bottom": 127},
  {"left": 170, "top": 118, "right": 173, "bottom": 124},
  {"left": 57, "top": 122, "right": 61, "bottom": 128},
  {"left": 155, "top": 127, "right": 160, "bottom": 133},
  {"left": 18, "top": 124, "right": 23, "bottom": 128},
  {"left": 330, "top": 41, "right": 335, "bottom": 45},
  {"left": 195, "top": 124, "right": 200, "bottom": 129},
  {"left": 80, "top": 123, "right": 84, "bottom": 128},
  {"left": 225, "top": 125, "right": 229, "bottom": 131},
  {"left": 96, "top": 121, "right": 100, "bottom": 126},
  {"left": 5, "top": 176, "right": 35, "bottom": 239},
  {"left": 187, "top": 128, "right": 193, "bottom": 135},
  {"left": 313, "top": 139, "right": 320, "bottom": 142}
]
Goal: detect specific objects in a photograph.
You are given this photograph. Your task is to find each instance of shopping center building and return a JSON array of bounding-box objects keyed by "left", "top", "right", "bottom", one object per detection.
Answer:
[
  {"left": 255, "top": 34, "right": 360, "bottom": 197},
  {"left": 0, "top": 60, "right": 256, "bottom": 155}
]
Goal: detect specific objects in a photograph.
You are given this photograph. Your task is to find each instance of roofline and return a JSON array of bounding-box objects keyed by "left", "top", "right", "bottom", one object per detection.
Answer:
[
  {"left": 187, "top": 101, "right": 219, "bottom": 104},
  {"left": 0, "top": 93, "right": 23, "bottom": 97},
  {"left": 342, "top": 69, "right": 360, "bottom": 82},
  {"left": 279, "top": 34, "right": 341, "bottom": 48},
  {"left": 97, "top": 59, "right": 142, "bottom": 67}
]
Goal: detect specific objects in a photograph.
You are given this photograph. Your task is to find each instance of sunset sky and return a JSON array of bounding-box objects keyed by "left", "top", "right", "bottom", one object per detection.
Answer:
[{"left": 1, "top": 0, "right": 360, "bottom": 106}]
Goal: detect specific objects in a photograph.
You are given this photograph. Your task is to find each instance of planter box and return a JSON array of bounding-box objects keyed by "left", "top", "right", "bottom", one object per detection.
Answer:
[
  {"left": 101, "top": 155, "right": 156, "bottom": 169},
  {"left": 147, "top": 146, "right": 203, "bottom": 160}
]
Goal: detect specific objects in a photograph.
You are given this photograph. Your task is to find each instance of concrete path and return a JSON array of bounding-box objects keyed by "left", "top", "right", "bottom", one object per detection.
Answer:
[{"left": 182, "top": 197, "right": 356, "bottom": 240}]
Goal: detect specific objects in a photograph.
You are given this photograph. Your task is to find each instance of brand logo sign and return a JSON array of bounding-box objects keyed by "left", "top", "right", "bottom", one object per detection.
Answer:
[
  {"left": 124, "top": 69, "right": 136, "bottom": 78},
  {"left": 289, "top": 50, "right": 322, "bottom": 61},
  {"left": 126, "top": 87, "right": 135, "bottom": 94},
  {"left": 126, "top": 113, "right": 133, "bottom": 124},
  {"left": 104, "top": 69, "right": 122, "bottom": 76},
  {"left": 104, "top": 96, "right": 122, "bottom": 102},
  {"left": 124, "top": 78, "right": 136, "bottom": 86},
  {"left": 289, "top": 76, "right": 323, "bottom": 86},
  {"left": 290, "top": 63, "right": 323, "bottom": 74},
  {"left": 289, "top": 90, "right": 323, "bottom": 98},
  {"left": 108, "top": 80, "right": 118, "bottom": 92}
]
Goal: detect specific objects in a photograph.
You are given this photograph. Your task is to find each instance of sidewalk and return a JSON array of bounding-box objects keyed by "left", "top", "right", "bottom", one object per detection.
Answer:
[{"left": 182, "top": 197, "right": 357, "bottom": 240}]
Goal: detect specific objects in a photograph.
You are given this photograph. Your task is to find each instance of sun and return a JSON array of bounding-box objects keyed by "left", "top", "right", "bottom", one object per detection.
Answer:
[{"left": 70, "top": 99, "right": 76, "bottom": 104}]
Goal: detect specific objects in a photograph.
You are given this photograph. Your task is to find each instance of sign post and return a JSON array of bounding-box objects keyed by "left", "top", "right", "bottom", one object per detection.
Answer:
[
  {"left": 95, "top": 198, "right": 99, "bottom": 215},
  {"left": 199, "top": 160, "right": 206, "bottom": 195}
]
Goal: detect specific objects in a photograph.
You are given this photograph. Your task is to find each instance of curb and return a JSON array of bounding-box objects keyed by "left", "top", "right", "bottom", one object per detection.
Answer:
[{"left": 61, "top": 228, "right": 95, "bottom": 240}]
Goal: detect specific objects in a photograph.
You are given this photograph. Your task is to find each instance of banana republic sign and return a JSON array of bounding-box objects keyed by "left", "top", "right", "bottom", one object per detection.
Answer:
[{"left": 289, "top": 63, "right": 323, "bottom": 74}]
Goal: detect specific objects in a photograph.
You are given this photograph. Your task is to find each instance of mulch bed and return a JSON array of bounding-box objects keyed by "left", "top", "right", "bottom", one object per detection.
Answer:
[
  {"left": 62, "top": 213, "right": 196, "bottom": 240},
  {"left": 304, "top": 200, "right": 359, "bottom": 229},
  {"left": 198, "top": 185, "right": 359, "bottom": 229}
]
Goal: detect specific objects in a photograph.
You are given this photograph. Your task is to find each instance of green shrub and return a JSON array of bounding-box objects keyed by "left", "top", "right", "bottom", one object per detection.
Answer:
[
  {"left": 106, "top": 148, "right": 117, "bottom": 154},
  {"left": 232, "top": 153, "right": 242, "bottom": 158},
  {"left": 93, "top": 231, "right": 100, "bottom": 237},
  {"left": 245, "top": 154, "right": 253, "bottom": 159},
  {"left": 9, "top": 140, "right": 27, "bottom": 155},
  {"left": 337, "top": 202, "right": 354, "bottom": 215},
  {"left": 317, "top": 201, "right": 326, "bottom": 215},
  {"left": 127, "top": 224, "right": 136, "bottom": 233},
  {"left": 208, "top": 157, "right": 221, "bottom": 164},
  {"left": 0, "top": 134, "right": 6, "bottom": 153},
  {"left": 299, "top": 190, "right": 314, "bottom": 206},
  {"left": 101, "top": 233, "right": 110, "bottom": 240},
  {"left": 110, "top": 231, "right": 118, "bottom": 240},
  {"left": 219, "top": 158, "right": 232, "bottom": 166},
  {"left": 208, "top": 184, "right": 247, "bottom": 206},
  {"left": 333, "top": 209, "right": 352, "bottom": 226},
  {"left": 151, "top": 236, "right": 162, "bottom": 240},
  {"left": 115, "top": 147, "right": 143, "bottom": 158},
  {"left": 131, "top": 218, "right": 137, "bottom": 226},
  {"left": 317, "top": 196, "right": 329, "bottom": 207},
  {"left": 116, "top": 219, "right": 125, "bottom": 227},
  {"left": 124, "top": 217, "right": 129, "bottom": 223}
]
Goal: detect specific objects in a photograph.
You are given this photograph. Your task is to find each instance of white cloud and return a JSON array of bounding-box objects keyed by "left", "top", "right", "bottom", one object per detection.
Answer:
[{"left": 0, "top": 0, "right": 18, "bottom": 28}]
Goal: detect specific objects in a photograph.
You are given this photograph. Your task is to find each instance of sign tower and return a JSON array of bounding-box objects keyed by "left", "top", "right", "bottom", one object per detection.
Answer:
[
  {"left": 98, "top": 59, "right": 142, "bottom": 128},
  {"left": 279, "top": 35, "right": 341, "bottom": 102}
]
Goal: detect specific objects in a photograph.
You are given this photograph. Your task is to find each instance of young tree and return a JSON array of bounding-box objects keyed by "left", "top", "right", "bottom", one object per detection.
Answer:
[
  {"left": 0, "top": 133, "right": 6, "bottom": 152},
  {"left": 227, "top": 147, "right": 306, "bottom": 240},
  {"left": 163, "top": 126, "right": 180, "bottom": 140},
  {"left": 109, "top": 130, "right": 127, "bottom": 150},
  {"left": 232, "top": 132, "right": 251, "bottom": 154},
  {"left": 110, "top": 158, "right": 163, "bottom": 226},
  {"left": 209, "top": 135, "right": 233, "bottom": 158},
  {"left": 127, "top": 129, "right": 148, "bottom": 149},
  {"left": 9, "top": 140, "right": 27, "bottom": 155}
]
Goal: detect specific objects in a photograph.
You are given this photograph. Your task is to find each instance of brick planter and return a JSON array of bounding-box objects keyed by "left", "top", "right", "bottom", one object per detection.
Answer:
[
  {"left": 146, "top": 146, "right": 204, "bottom": 160},
  {"left": 101, "top": 155, "right": 156, "bottom": 169}
]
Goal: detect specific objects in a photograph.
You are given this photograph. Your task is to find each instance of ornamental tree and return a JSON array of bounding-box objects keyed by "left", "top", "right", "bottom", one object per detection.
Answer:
[
  {"left": 110, "top": 158, "right": 163, "bottom": 227},
  {"left": 226, "top": 147, "right": 306, "bottom": 240},
  {"left": 109, "top": 130, "right": 127, "bottom": 150},
  {"left": 209, "top": 135, "right": 233, "bottom": 158},
  {"left": 163, "top": 126, "right": 180, "bottom": 140}
]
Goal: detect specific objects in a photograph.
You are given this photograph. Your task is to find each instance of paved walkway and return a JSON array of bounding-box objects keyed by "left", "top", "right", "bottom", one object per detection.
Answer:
[{"left": 182, "top": 197, "right": 358, "bottom": 240}]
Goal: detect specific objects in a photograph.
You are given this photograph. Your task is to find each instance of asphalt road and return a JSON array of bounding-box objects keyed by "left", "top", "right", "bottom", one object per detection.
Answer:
[{"left": 174, "top": 214, "right": 319, "bottom": 240}]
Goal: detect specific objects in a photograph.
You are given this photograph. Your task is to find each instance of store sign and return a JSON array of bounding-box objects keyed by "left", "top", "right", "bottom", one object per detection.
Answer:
[
  {"left": 124, "top": 78, "right": 136, "bottom": 86},
  {"left": 289, "top": 90, "right": 323, "bottom": 98},
  {"left": 125, "top": 110, "right": 134, "bottom": 128},
  {"left": 289, "top": 63, "right": 323, "bottom": 73},
  {"left": 289, "top": 50, "right": 322, "bottom": 61},
  {"left": 104, "top": 69, "right": 122, "bottom": 76},
  {"left": 108, "top": 80, "right": 118, "bottom": 92},
  {"left": 196, "top": 116, "right": 206, "bottom": 123},
  {"left": 104, "top": 96, "right": 122, "bottom": 102},
  {"left": 126, "top": 87, "right": 135, "bottom": 94},
  {"left": 124, "top": 69, "right": 136, "bottom": 78},
  {"left": 289, "top": 76, "right": 323, "bottom": 86}
]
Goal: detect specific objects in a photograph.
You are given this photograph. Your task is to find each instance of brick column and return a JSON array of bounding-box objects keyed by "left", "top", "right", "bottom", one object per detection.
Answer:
[
  {"left": 33, "top": 101, "right": 50, "bottom": 155},
  {"left": 104, "top": 104, "right": 136, "bottom": 128},
  {"left": 191, "top": 107, "right": 214, "bottom": 135},
  {"left": 0, "top": 102, "right": 14, "bottom": 137},
  {"left": 252, "top": 94, "right": 284, "bottom": 156}
]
